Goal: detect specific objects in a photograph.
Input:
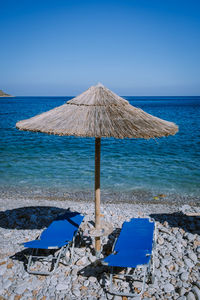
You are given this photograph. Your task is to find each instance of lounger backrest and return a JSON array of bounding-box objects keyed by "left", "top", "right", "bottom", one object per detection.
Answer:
[
  {"left": 40, "top": 212, "right": 84, "bottom": 242},
  {"left": 114, "top": 218, "right": 154, "bottom": 253}
]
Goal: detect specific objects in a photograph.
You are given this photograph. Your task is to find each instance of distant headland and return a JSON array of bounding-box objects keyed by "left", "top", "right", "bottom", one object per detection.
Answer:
[{"left": 0, "top": 89, "right": 13, "bottom": 97}]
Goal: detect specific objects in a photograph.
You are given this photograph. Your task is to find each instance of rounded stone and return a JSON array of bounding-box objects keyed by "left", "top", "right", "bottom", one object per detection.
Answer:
[
  {"left": 171, "top": 251, "right": 179, "bottom": 259},
  {"left": 179, "top": 287, "right": 187, "bottom": 296},
  {"left": 56, "top": 283, "right": 68, "bottom": 291},
  {"left": 0, "top": 266, "right": 6, "bottom": 276},
  {"left": 89, "top": 276, "right": 97, "bottom": 283},
  {"left": 3, "top": 279, "right": 11, "bottom": 290},
  {"left": 113, "top": 296, "right": 122, "bottom": 300},
  {"left": 158, "top": 236, "right": 164, "bottom": 245},
  {"left": 186, "top": 292, "right": 196, "bottom": 300},
  {"left": 192, "top": 286, "right": 200, "bottom": 300},
  {"left": 72, "top": 289, "right": 81, "bottom": 297},
  {"left": 188, "top": 252, "right": 197, "bottom": 263},
  {"left": 15, "top": 282, "right": 27, "bottom": 294},
  {"left": 164, "top": 283, "right": 175, "bottom": 293},
  {"left": 89, "top": 254, "right": 96, "bottom": 263},
  {"left": 186, "top": 233, "right": 195, "bottom": 242},
  {"left": 184, "top": 258, "right": 194, "bottom": 269},
  {"left": 76, "top": 256, "right": 88, "bottom": 266},
  {"left": 180, "top": 272, "right": 189, "bottom": 281},
  {"left": 162, "top": 258, "right": 171, "bottom": 266},
  {"left": 83, "top": 279, "right": 89, "bottom": 287}
]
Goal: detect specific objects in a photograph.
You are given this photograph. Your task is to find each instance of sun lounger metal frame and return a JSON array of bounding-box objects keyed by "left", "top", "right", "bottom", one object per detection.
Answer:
[
  {"left": 26, "top": 230, "right": 79, "bottom": 275},
  {"left": 104, "top": 218, "right": 156, "bottom": 298},
  {"left": 24, "top": 212, "right": 84, "bottom": 275}
]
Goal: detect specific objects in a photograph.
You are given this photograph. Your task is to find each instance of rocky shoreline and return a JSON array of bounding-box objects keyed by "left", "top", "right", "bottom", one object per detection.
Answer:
[
  {"left": 0, "top": 89, "right": 13, "bottom": 97},
  {"left": 0, "top": 197, "right": 199, "bottom": 299},
  {"left": 0, "top": 187, "right": 199, "bottom": 207}
]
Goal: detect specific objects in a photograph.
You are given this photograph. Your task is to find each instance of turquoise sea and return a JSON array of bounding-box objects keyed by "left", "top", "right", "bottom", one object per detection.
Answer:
[{"left": 0, "top": 96, "right": 199, "bottom": 204}]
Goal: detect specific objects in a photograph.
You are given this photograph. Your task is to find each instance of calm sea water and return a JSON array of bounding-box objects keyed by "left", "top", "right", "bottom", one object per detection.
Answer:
[{"left": 0, "top": 96, "right": 199, "bottom": 203}]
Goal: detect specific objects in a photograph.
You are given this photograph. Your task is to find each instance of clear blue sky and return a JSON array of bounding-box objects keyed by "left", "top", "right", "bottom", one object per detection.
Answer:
[{"left": 1, "top": 0, "right": 200, "bottom": 96}]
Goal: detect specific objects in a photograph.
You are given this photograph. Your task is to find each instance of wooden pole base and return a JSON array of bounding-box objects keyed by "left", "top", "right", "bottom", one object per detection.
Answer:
[{"left": 95, "top": 236, "right": 101, "bottom": 254}]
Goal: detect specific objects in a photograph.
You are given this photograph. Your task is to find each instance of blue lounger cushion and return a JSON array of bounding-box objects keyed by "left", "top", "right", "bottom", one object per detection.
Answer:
[
  {"left": 115, "top": 219, "right": 154, "bottom": 252},
  {"left": 104, "top": 218, "right": 154, "bottom": 268},
  {"left": 23, "top": 240, "right": 67, "bottom": 249},
  {"left": 24, "top": 212, "right": 84, "bottom": 249},
  {"left": 104, "top": 250, "right": 151, "bottom": 268}
]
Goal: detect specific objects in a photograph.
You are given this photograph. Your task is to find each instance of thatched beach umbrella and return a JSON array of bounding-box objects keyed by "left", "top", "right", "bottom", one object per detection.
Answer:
[{"left": 16, "top": 84, "right": 178, "bottom": 254}]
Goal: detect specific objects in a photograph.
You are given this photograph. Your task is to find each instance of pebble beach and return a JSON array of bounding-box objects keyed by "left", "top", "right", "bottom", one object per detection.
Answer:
[{"left": 0, "top": 197, "right": 199, "bottom": 300}]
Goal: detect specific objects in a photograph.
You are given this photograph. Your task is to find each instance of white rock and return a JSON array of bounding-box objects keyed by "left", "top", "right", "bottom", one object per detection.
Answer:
[
  {"left": 3, "top": 279, "right": 11, "bottom": 290},
  {"left": 15, "top": 282, "right": 27, "bottom": 294},
  {"left": 75, "top": 248, "right": 85, "bottom": 256},
  {"left": 158, "top": 236, "right": 164, "bottom": 245},
  {"left": 113, "top": 296, "right": 123, "bottom": 300},
  {"left": 188, "top": 252, "right": 197, "bottom": 263},
  {"left": 133, "top": 281, "right": 142, "bottom": 288},
  {"left": 72, "top": 288, "right": 81, "bottom": 297},
  {"left": 187, "top": 291, "right": 196, "bottom": 300},
  {"left": 0, "top": 266, "right": 6, "bottom": 276},
  {"left": 179, "top": 287, "right": 187, "bottom": 296},
  {"left": 89, "top": 276, "right": 97, "bottom": 283},
  {"left": 56, "top": 283, "right": 68, "bottom": 291},
  {"left": 180, "top": 205, "right": 191, "bottom": 213},
  {"left": 180, "top": 272, "right": 189, "bottom": 281},
  {"left": 162, "top": 258, "right": 171, "bottom": 266},
  {"left": 184, "top": 258, "right": 194, "bottom": 268},
  {"left": 186, "top": 233, "right": 195, "bottom": 242},
  {"left": 192, "top": 286, "right": 200, "bottom": 300},
  {"left": 84, "top": 280, "right": 89, "bottom": 287},
  {"left": 71, "top": 266, "right": 78, "bottom": 276},
  {"left": 107, "top": 293, "right": 113, "bottom": 300},
  {"left": 164, "top": 283, "right": 175, "bottom": 293},
  {"left": 76, "top": 256, "right": 88, "bottom": 266},
  {"left": 89, "top": 254, "right": 96, "bottom": 263},
  {"left": 177, "top": 244, "right": 183, "bottom": 253}
]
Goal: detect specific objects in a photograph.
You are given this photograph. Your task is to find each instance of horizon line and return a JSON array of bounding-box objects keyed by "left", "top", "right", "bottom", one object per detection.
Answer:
[{"left": 4, "top": 95, "right": 200, "bottom": 98}]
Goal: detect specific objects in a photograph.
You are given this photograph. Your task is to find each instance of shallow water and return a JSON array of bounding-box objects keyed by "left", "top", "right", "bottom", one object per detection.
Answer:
[{"left": 0, "top": 96, "right": 199, "bottom": 203}]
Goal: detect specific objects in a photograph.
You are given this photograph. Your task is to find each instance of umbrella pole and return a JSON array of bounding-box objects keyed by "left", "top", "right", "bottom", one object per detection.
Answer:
[{"left": 95, "top": 137, "right": 101, "bottom": 255}]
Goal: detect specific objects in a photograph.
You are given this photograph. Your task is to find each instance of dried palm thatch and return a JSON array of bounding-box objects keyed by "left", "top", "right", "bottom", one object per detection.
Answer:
[{"left": 16, "top": 84, "right": 178, "bottom": 138}]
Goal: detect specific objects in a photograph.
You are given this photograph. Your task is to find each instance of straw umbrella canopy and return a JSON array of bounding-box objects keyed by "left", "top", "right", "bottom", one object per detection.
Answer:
[{"left": 16, "top": 84, "right": 178, "bottom": 253}]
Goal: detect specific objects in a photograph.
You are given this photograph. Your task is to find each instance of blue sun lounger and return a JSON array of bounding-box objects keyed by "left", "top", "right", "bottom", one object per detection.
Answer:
[
  {"left": 103, "top": 218, "right": 156, "bottom": 297},
  {"left": 24, "top": 211, "right": 84, "bottom": 275}
]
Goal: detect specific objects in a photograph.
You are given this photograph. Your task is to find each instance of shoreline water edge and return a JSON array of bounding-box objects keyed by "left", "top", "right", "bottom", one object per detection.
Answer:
[{"left": 0, "top": 186, "right": 199, "bottom": 207}]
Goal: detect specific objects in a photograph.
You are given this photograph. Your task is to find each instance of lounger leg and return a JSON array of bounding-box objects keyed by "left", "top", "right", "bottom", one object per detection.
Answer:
[
  {"left": 151, "top": 251, "right": 155, "bottom": 284},
  {"left": 109, "top": 267, "right": 114, "bottom": 294},
  {"left": 148, "top": 224, "right": 156, "bottom": 284},
  {"left": 60, "top": 243, "right": 72, "bottom": 265},
  {"left": 152, "top": 221, "right": 156, "bottom": 283},
  {"left": 62, "top": 235, "right": 76, "bottom": 265},
  {"left": 107, "top": 265, "right": 148, "bottom": 298},
  {"left": 26, "top": 247, "right": 64, "bottom": 276},
  {"left": 69, "top": 235, "right": 76, "bottom": 263},
  {"left": 27, "top": 248, "right": 37, "bottom": 273},
  {"left": 141, "top": 266, "right": 147, "bottom": 295},
  {"left": 27, "top": 253, "right": 33, "bottom": 273},
  {"left": 51, "top": 247, "right": 64, "bottom": 274}
]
